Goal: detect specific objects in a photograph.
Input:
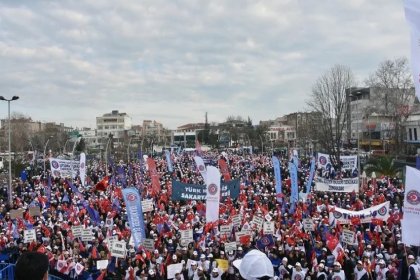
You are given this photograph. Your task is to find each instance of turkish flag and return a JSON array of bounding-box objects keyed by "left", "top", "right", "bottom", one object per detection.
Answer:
[
  {"left": 326, "top": 234, "right": 339, "bottom": 252},
  {"left": 95, "top": 176, "right": 109, "bottom": 192},
  {"left": 239, "top": 235, "right": 251, "bottom": 245}
]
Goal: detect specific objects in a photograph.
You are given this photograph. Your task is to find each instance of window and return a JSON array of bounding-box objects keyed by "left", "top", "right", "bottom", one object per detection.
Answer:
[
  {"left": 415, "top": 128, "right": 418, "bottom": 141},
  {"left": 409, "top": 128, "right": 413, "bottom": 141}
]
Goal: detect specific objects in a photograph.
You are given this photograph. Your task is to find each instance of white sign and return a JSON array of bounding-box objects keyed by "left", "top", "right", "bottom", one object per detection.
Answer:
[
  {"left": 49, "top": 158, "right": 80, "bottom": 178},
  {"left": 329, "top": 201, "right": 390, "bottom": 224},
  {"left": 219, "top": 224, "right": 231, "bottom": 236},
  {"left": 24, "top": 229, "right": 36, "bottom": 243},
  {"left": 81, "top": 229, "right": 93, "bottom": 242},
  {"left": 302, "top": 219, "right": 314, "bottom": 232},
  {"left": 167, "top": 263, "right": 183, "bottom": 279},
  {"left": 263, "top": 222, "right": 275, "bottom": 235},
  {"left": 72, "top": 226, "right": 83, "bottom": 238},
  {"left": 402, "top": 166, "right": 420, "bottom": 246},
  {"left": 315, "top": 177, "right": 359, "bottom": 193},
  {"left": 97, "top": 260, "right": 109, "bottom": 270},
  {"left": 317, "top": 153, "right": 357, "bottom": 171},
  {"left": 180, "top": 229, "right": 193, "bottom": 246},
  {"left": 342, "top": 229, "right": 357, "bottom": 245},
  {"left": 143, "top": 239, "right": 155, "bottom": 252},
  {"left": 142, "top": 199, "right": 154, "bottom": 213},
  {"left": 224, "top": 241, "right": 237, "bottom": 252},
  {"left": 252, "top": 215, "right": 264, "bottom": 230},
  {"left": 111, "top": 240, "right": 127, "bottom": 258},
  {"left": 236, "top": 231, "right": 251, "bottom": 243},
  {"left": 232, "top": 214, "right": 242, "bottom": 227}
]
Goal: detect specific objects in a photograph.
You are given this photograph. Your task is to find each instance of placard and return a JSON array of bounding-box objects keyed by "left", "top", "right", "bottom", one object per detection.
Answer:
[
  {"left": 81, "top": 229, "right": 93, "bottom": 242},
  {"left": 252, "top": 215, "right": 264, "bottom": 230},
  {"left": 219, "top": 224, "right": 231, "bottom": 236},
  {"left": 263, "top": 222, "right": 275, "bottom": 235},
  {"left": 143, "top": 239, "right": 155, "bottom": 252},
  {"left": 342, "top": 229, "right": 356, "bottom": 245},
  {"left": 10, "top": 209, "right": 24, "bottom": 219},
  {"left": 97, "top": 260, "right": 109, "bottom": 270},
  {"left": 111, "top": 240, "right": 127, "bottom": 258},
  {"left": 29, "top": 206, "right": 41, "bottom": 217},
  {"left": 232, "top": 214, "right": 242, "bottom": 227},
  {"left": 235, "top": 231, "right": 251, "bottom": 243},
  {"left": 215, "top": 259, "right": 229, "bottom": 272},
  {"left": 141, "top": 199, "right": 154, "bottom": 213},
  {"left": 167, "top": 263, "right": 183, "bottom": 279},
  {"left": 24, "top": 229, "right": 36, "bottom": 243},
  {"left": 224, "top": 241, "right": 237, "bottom": 253},
  {"left": 302, "top": 219, "right": 314, "bottom": 232},
  {"left": 72, "top": 226, "right": 83, "bottom": 238},
  {"left": 180, "top": 229, "right": 193, "bottom": 246}
]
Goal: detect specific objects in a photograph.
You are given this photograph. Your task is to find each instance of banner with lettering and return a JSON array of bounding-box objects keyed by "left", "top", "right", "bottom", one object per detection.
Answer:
[
  {"left": 50, "top": 158, "right": 80, "bottom": 178},
  {"left": 218, "top": 158, "right": 231, "bottom": 182},
  {"left": 171, "top": 179, "right": 240, "bottom": 201},
  {"left": 79, "top": 153, "right": 86, "bottom": 186},
  {"left": 272, "top": 156, "right": 282, "bottom": 202},
  {"left": 317, "top": 153, "right": 357, "bottom": 171},
  {"left": 289, "top": 156, "right": 299, "bottom": 213},
  {"left": 315, "top": 177, "right": 359, "bottom": 193},
  {"left": 147, "top": 158, "right": 161, "bottom": 194},
  {"left": 329, "top": 201, "right": 390, "bottom": 225},
  {"left": 122, "top": 188, "right": 146, "bottom": 250},
  {"left": 206, "top": 166, "right": 221, "bottom": 223},
  {"left": 194, "top": 156, "right": 207, "bottom": 181},
  {"left": 165, "top": 150, "right": 173, "bottom": 172}
]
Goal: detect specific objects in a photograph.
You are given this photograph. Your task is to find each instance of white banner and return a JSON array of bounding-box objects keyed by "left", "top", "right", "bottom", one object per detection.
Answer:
[
  {"left": 111, "top": 240, "right": 127, "bottom": 258},
  {"left": 50, "top": 158, "right": 80, "bottom": 178},
  {"left": 317, "top": 153, "right": 357, "bottom": 171},
  {"left": 219, "top": 224, "right": 232, "bottom": 236},
  {"left": 263, "top": 222, "right": 275, "bottom": 235},
  {"left": 235, "top": 231, "right": 251, "bottom": 243},
  {"left": 141, "top": 199, "right": 154, "bottom": 213},
  {"left": 81, "top": 229, "right": 93, "bottom": 242},
  {"left": 315, "top": 177, "right": 359, "bottom": 193},
  {"left": 205, "top": 166, "right": 221, "bottom": 223},
  {"left": 142, "top": 239, "right": 155, "bottom": 252},
  {"left": 402, "top": 166, "right": 420, "bottom": 246},
  {"left": 302, "top": 219, "right": 314, "bottom": 232},
  {"left": 329, "top": 201, "right": 390, "bottom": 225},
  {"left": 24, "top": 229, "right": 36, "bottom": 243},
  {"left": 167, "top": 263, "right": 183, "bottom": 279},
  {"left": 405, "top": 0, "right": 420, "bottom": 99},
  {"left": 97, "top": 260, "right": 108, "bottom": 270},
  {"left": 342, "top": 229, "right": 357, "bottom": 245},
  {"left": 194, "top": 156, "right": 207, "bottom": 181},
  {"left": 79, "top": 153, "right": 86, "bottom": 186},
  {"left": 180, "top": 229, "right": 194, "bottom": 246},
  {"left": 72, "top": 225, "right": 83, "bottom": 238},
  {"left": 224, "top": 241, "right": 237, "bottom": 252},
  {"left": 232, "top": 214, "right": 242, "bottom": 227},
  {"left": 252, "top": 215, "right": 264, "bottom": 230}
]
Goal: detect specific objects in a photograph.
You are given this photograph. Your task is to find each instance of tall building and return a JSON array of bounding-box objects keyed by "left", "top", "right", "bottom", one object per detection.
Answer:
[{"left": 96, "top": 110, "right": 132, "bottom": 146}]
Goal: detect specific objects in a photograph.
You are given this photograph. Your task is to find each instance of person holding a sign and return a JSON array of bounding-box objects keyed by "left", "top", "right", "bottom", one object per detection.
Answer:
[{"left": 15, "top": 252, "right": 49, "bottom": 280}]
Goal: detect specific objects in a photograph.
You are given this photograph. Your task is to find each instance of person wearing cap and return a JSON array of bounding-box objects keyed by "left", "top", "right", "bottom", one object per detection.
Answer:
[
  {"left": 188, "top": 260, "right": 199, "bottom": 280},
  {"left": 199, "top": 254, "right": 210, "bottom": 274},
  {"left": 291, "top": 262, "right": 307, "bottom": 280},
  {"left": 175, "top": 270, "right": 185, "bottom": 280},
  {"left": 374, "top": 259, "right": 389, "bottom": 280},
  {"left": 209, "top": 267, "right": 223, "bottom": 280},
  {"left": 354, "top": 260, "right": 368, "bottom": 280},
  {"left": 278, "top": 257, "right": 290, "bottom": 280},
  {"left": 233, "top": 249, "right": 274, "bottom": 280},
  {"left": 316, "top": 263, "right": 328, "bottom": 280},
  {"left": 330, "top": 262, "right": 345, "bottom": 280},
  {"left": 408, "top": 255, "right": 420, "bottom": 280}
]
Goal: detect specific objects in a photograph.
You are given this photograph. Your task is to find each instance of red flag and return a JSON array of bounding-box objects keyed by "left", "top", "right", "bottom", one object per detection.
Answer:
[
  {"left": 95, "top": 176, "right": 110, "bottom": 192},
  {"left": 218, "top": 159, "right": 231, "bottom": 181},
  {"left": 239, "top": 235, "right": 251, "bottom": 245},
  {"left": 326, "top": 234, "right": 339, "bottom": 252},
  {"left": 147, "top": 158, "right": 161, "bottom": 195}
]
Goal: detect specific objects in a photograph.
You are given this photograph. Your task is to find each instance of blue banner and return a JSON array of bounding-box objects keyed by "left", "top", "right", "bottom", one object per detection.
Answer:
[
  {"left": 289, "top": 156, "right": 299, "bottom": 214},
  {"left": 122, "top": 188, "right": 146, "bottom": 250},
  {"left": 165, "top": 150, "right": 173, "bottom": 172},
  {"left": 171, "top": 179, "right": 240, "bottom": 201},
  {"left": 272, "top": 156, "right": 282, "bottom": 203},
  {"left": 306, "top": 157, "right": 316, "bottom": 193}
]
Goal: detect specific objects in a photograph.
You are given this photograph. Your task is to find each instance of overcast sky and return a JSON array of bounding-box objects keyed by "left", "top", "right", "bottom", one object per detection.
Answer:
[{"left": 0, "top": 0, "right": 411, "bottom": 130}]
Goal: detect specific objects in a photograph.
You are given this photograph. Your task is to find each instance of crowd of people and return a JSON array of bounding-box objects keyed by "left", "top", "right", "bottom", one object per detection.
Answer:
[{"left": 0, "top": 150, "right": 419, "bottom": 280}]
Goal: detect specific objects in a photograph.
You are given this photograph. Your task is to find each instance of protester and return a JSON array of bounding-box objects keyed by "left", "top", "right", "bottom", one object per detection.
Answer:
[{"left": 0, "top": 149, "right": 418, "bottom": 280}]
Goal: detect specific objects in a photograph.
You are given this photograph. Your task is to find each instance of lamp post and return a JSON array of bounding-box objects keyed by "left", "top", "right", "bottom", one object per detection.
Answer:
[
  {"left": 0, "top": 95, "right": 19, "bottom": 206},
  {"left": 105, "top": 136, "right": 112, "bottom": 175},
  {"left": 43, "top": 136, "right": 53, "bottom": 175},
  {"left": 127, "top": 135, "right": 135, "bottom": 163}
]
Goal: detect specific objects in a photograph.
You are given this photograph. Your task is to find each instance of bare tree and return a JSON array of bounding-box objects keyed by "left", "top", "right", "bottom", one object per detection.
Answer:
[
  {"left": 307, "top": 65, "right": 354, "bottom": 165},
  {"left": 365, "top": 57, "right": 415, "bottom": 153}
]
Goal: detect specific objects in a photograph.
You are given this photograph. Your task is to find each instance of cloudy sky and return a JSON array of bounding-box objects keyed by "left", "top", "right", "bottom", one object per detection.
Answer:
[{"left": 0, "top": 0, "right": 411, "bottom": 129}]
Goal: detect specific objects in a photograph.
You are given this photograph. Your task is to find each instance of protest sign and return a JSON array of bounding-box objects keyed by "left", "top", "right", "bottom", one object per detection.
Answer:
[
  {"left": 97, "top": 260, "right": 108, "bottom": 270},
  {"left": 142, "top": 239, "right": 155, "bottom": 252},
  {"left": 167, "top": 263, "right": 183, "bottom": 279},
  {"left": 29, "top": 206, "right": 41, "bottom": 216},
  {"left": 49, "top": 158, "right": 80, "bottom": 178},
  {"left": 81, "top": 229, "right": 93, "bottom": 242},
  {"left": 111, "top": 240, "right": 127, "bottom": 258},
  {"left": 263, "top": 222, "right": 275, "bottom": 235},
  {"left": 219, "top": 224, "right": 231, "bottom": 236},
  {"left": 180, "top": 229, "right": 193, "bottom": 246},
  {"left": 232, "top": 214, "right": 242, "bottom": 227},
  {"left": 224, "top": 241, "right": 237, "bottom": 253},
  {"left": 141, "top": 199, "right": 154, "bottom": 213},
  {"left": 72, "top": 226, "right": 83, "bottom": 238},
  {"left": 342, "top": 229, "right": 356, "bottom": 245},
  {"left": 24, "top": 229, "right": 36, "bottom": 243},
  {"left": 252, "top": 215, "right": 264, "bottom": 230},
  {"left": 302, "top": 219, "right": 314, "bottom": 232},
  {"left": 10, "top": 209, "right": 23, "bottom": 219},
  {"left": 215, "top": 259, "right": 229, "bottom": 272}
]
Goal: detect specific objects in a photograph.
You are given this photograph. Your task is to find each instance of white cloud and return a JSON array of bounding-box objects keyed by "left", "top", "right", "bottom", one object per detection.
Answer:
[{"left": 0, "top": 0, "right": 411, "bottom": 129}]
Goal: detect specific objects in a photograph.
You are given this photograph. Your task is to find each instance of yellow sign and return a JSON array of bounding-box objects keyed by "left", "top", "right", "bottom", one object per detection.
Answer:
[{"left": 215, "top": 259, "right": 229, "bottom": 272}]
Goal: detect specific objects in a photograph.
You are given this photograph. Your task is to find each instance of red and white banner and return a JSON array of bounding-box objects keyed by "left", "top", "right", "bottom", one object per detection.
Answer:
[
  {"left": 402, "top": 166, "right": 420, "bottom": 246},
  {"left": 218, "top": 158, "right": 231, "bottom": 182},
  {"left": 329, "top": 201, "right": 390, "bottom": 225},
  {"left": 194, "top": 156, "right": 207, "bottom": 181},
  {"left": 147, "top": 158, "right": 161, "bottom": 195},
  {"left": 205, "top": 166, "right": 221, "bottom": 223}
]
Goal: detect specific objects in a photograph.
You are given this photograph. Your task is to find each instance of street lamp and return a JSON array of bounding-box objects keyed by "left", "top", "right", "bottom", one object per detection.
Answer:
[
  {"left": 43, "top": 136, "right": 53, "bottom": 175},
  {"left": 105, "top": 136, "right": 112, "bottom": 175},
  {"left": 0, "top": 95, "right": 19, "bottom": 206},
  {"left": 127, "top": 135, "right": 135, "bottom": 163}
]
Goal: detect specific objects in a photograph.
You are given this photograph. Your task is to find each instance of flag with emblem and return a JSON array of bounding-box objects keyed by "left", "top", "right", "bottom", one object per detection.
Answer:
[
  {"left": 402, "top": 166, "right": 420, "bottom": 245},
  {"left": 256, "top": 234, "right": 274, "bottom": 250}
]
